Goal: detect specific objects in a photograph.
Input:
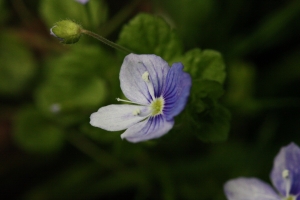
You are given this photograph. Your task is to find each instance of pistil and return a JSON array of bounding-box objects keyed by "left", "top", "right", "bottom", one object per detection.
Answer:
[{"left": 150, "top": 97, "right": 164, "bottom": 116}]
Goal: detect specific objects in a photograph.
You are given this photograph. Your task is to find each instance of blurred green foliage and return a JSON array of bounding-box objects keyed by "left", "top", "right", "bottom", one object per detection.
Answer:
[
  {"left": 0, "top": 32, "right": 37, "bottom": 96},
  {"left": 0, "top": 0, "right": 8, "bottom": 24},
  {"left": 14, "top": 106, "right": 65, "bottom": 153},
  {"left": 35, "top": 44, "right": 109, "bottom": 126},
  {"left": 1, "top": 0, "right": 300, "bottom": 199}
]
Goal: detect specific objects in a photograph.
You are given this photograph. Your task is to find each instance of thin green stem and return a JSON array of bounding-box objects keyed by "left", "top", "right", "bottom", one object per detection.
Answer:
[
  {"left": 98, "top": 0, "right": 142, "bottom": 37},
  {"left": 81, "top": 29, "right": 132, "bottom": 54},
  {"left": 83, "top": 1, "right": 94, "bottom": 29},
  {"left": 67, "top": 132, "right": 124, "bottom": 170}
]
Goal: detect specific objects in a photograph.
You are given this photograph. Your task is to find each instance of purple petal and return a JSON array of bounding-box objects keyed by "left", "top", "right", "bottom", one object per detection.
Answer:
[
  {"left": 75, "top": 0, "right": 89, "bottom": 4},
  {"left": 90, "top": 104, "right": 150, "bottom": 131},
  {"left": 120, "top": 115, "right": 174, "bottom": 143},
  {"left": 162, "top": 62, "right": 192, "bottom": 121},
  {"left": 120, "top": 54, "right": 170, "bottom": 105},
  {"left": 224, "top": 177, "right": 280, "bottom": 200},
  {"left": 270, "top": 142, "right": 300, "bottom": 196}
]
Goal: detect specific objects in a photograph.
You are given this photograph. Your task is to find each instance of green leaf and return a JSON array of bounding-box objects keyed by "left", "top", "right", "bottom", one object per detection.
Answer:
[
  {"left": 40, "top": 0, "right": 108, "bottom": 29},
  {"left": 13, "top": 107, "right": 65, "bottom": 154},
  {"left": 178, "top": 48, "right": 226, "bottom": 84},
  {"left": 191, "top": 80, "right": 224, "bottom": 113},
  {"left": 173, "top": 48, "right": 230, "bottom": 142},
  {"left": 186, "top": 103, "right": 231, "bottom": 142},
  {"left": 117, "top": 13, "right": 183, "bottom": 62},
  {"left": 192, "top": 80, "right": 224, "bottom": 99},
  {"left": 0, "top": 32, "right": 37, "bottom": 96}
]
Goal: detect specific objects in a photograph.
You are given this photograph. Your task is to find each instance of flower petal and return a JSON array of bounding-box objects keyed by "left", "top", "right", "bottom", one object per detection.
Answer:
[
  {"left": 90, "top": 104, "right": 149, "bottom": 131},
  {"left": 120, "top": 54, "right": 170, "bottom": 105},
  {"left": 162, "top": 62, "right": 192, "bottom": 121},
  {"left": 120, "top": 115, "right": 174, "bottom": 143},
  {"left": 224, "top": 177, "right": 280, "bottom": 200},
  {"left": 270, "top": 142, "right": 300, "bottom": 196}
]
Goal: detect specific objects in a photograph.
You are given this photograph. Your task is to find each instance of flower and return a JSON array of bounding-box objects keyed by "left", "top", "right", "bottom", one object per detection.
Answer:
[
  {"left": 75, "top": 0, "right": 89, "bottom": 4},
  {"left": 224, "top": 142, "right": 300, "bottom": 200},
  {"left": 90, "top": 54, "right": 191, "bottom": 143}
]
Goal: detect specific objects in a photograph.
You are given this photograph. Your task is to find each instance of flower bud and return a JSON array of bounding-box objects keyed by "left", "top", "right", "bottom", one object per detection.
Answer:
[{"left": 50, "top": 20, "right": 82, "bottom": 44}]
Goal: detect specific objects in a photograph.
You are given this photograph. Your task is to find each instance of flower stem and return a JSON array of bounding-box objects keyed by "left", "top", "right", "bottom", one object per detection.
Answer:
[
  {"left": 81, "top": 29, "right": 132, "bottom": 54},
  {"left": 98, "top": 0, "right": 142, "bottom": 37},
  {"left": 67, "top": 132, "right": 123, "bottom": 170}
]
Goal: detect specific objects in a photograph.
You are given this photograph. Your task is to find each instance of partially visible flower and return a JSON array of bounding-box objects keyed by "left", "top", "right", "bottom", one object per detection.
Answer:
[
  {"left": 224, "top": 142, "right": 300, "bottom": 200},
  {"left": 90, "top": 54, "right": 191, "bottom": 143},
  {"left": 50, "top": 20, "right": 82, "bottom": 44},
  {"left": 75, "top": 0, "right": 89, "bottom": 4},
  {"left": 50, "top": 103, "right": 61, "bottom": 114}
]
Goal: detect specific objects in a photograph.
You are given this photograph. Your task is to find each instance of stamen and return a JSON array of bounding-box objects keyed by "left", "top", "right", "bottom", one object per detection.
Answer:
[
  {"left": 282, "top": 169, "right": 291, "bottom": 197},
  {"left": 116, "top": 98, "right": 133, "bottom": 103},
  {"left": 141, "top": 70, "right": 155, "bottom": 100},
  {"left": 142, "top": 71, "right": 150, "bottom": 82},
  {"left": 282, "top": 169, "right": 289, "bottom": 179},
  {"left": 116, "top": 98, "right": 148, "bottom": 106},
  {"left": 132, "top": 108, "right": 141, "bottom": 116}
]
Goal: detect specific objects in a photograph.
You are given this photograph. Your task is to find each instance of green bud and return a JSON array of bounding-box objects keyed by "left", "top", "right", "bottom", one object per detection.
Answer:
[{"left": 50, "top": 20, "right": 82, "bottom": 44}]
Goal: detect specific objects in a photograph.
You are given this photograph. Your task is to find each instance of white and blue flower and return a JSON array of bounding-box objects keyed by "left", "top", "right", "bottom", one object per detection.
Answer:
[
  {"left": 75, "top": 0, "right": 89, "bottom": 4},
  {"left": 224, "top": 142, "right": 300, "bottom": 200},
  {"left": 90, "top": 54, "right": 191, "bottom": 143}
]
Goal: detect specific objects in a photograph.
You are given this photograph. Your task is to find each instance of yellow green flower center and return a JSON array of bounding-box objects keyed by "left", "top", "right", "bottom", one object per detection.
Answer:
[
  {"left": 283, "top": 196, "right": 296, "bottom": 200},
  {"left": 150, "top": 97, "right": 164, "bottom": 116}
]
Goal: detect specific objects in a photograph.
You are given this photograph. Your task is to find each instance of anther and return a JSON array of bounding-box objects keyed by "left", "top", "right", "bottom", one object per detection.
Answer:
[
  {"left": 282, "top": 169, "right": 292, "bottom": 198},
  {"left": 282, "top": 169, "right": 289, "bottom": 179},
  {"left": 142, "top": 71, "right": 150, "bottom": 82},
  {"left": 132, "top": 108, "right": 141, "bottom": 116}
]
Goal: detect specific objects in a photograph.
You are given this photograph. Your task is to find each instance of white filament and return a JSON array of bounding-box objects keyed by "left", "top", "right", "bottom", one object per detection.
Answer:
[{"left": 282, "top": 169, "right": 291, "bottom": 198}]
